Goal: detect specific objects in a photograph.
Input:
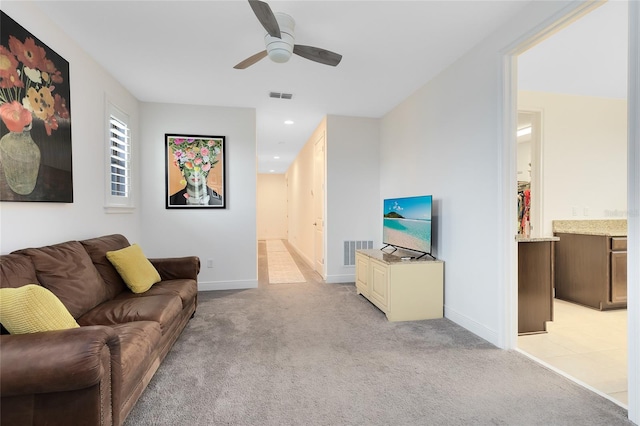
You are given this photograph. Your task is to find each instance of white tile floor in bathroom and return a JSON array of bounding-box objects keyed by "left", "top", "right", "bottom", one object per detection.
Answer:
[{"left": 518, "top": 299, "right": 628, "bottom": 405}]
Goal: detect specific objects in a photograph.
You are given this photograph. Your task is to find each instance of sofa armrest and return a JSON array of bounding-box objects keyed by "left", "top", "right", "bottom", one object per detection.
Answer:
[
  {"left": 0, "top": 326, "right": 121, "bottom": 396},
  {"left": 149, "top": 256, "right": 200, "bottom": 281}
]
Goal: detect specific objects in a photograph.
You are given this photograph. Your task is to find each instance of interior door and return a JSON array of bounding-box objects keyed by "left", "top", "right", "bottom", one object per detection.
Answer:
[
  {"left": 516, "top": 110, "right": 542, "bottom": 237},
  {"left": 313, "top": 134, "right": 325, "bottom": 277}
]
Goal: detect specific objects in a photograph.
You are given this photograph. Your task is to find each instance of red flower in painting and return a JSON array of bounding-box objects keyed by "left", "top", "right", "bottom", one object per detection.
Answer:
[
  {"left": 54, "top": 93, "right": 69, "bottom": 119},
  {"left": 42, "top": 58, "right": 63, "bottom": 84},
  {"left": 0, "top": 46, "right": 23, "bottom": 89},
  {"left": 42, "top": 114, "right": 59, "bottom": 136},
  {"left": 0, "top": 101, "right": 33, "bottom": 132},
  {"left": 8, "top": 36, "right": 45, "bottom": 70}
]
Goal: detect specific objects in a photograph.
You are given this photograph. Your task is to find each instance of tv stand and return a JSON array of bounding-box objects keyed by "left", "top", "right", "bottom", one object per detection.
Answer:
[{"left": 355, "top": 249, "right": 444, "bottom": 321}]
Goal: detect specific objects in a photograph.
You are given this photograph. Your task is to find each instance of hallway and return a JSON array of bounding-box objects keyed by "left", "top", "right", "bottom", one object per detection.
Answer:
[{"left": 258, "top": 239, "right": 323, "bottom": 288}]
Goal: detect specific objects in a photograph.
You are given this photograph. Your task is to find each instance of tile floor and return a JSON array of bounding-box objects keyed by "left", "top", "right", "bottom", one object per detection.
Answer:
[{"left": 518, "top": 299, "right": 628, "bottom": 405}]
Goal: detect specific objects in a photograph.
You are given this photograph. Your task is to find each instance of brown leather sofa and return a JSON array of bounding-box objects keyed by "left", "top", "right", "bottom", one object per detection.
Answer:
[{"left": 0, "top": 234, "right": 199, "bottom": 426}]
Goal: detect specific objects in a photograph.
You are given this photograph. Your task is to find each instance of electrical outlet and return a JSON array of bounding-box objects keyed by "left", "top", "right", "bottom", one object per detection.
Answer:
[
  {"left": 572, "top": 206, "right": 578, "bottom": 216},
  {"left": 207, "top": 259, "right": 213, "bottom": 268},
  {"left": 583, "top": 207, "right": 589, "bottom": 216}
]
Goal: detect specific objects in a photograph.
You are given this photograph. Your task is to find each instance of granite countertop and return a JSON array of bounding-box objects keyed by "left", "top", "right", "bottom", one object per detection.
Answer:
[
  {"left": 552, "top": 219, "right": 627, "bottom": 237},
  {"left": 357, "top": 249, "right": 443, "bottom": 264},
  {"left": 516, "top": 236, "right": 560, "bottom": 242}
]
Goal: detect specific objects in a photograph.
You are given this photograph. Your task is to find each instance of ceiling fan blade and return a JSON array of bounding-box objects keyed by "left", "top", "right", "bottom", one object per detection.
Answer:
[
  {"left": 293, "top": 45, "right": 342, "bottom": 67},
  {"left": 248, "top": 0, "right": 281, "bottom": 38},
  {"left": 234, "top": 50, "right": 268, "bottom": 69}
]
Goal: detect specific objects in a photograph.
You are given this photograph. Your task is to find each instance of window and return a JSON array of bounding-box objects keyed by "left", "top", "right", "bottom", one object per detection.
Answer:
[{"left": 105, "top": 101, "right": 133, "bottom": 211}]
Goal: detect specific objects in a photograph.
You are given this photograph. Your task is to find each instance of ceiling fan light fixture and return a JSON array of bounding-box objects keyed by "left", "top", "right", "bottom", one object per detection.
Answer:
[
  {"left": 266, "top": 46, "right": 292, "bottom": 63},
  {"left": 235, "top": 1, "right": 342, "bottom": 69},
  {"left": 265, "top": 13, "right": 295, "bottom": 63}
]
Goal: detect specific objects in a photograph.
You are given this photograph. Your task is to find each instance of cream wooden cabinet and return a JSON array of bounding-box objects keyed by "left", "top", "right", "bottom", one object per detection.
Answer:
[
  {"left": 355, "top": 251, "right": 370, "bottom": 296},
  {"left": 355, "top": 250, "right": 444, "bottom": 322}
]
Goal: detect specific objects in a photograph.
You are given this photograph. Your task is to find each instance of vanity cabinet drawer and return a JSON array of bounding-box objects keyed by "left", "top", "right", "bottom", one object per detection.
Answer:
[{"left": 611, "top": 237, "right": 627, "bottom": 251}]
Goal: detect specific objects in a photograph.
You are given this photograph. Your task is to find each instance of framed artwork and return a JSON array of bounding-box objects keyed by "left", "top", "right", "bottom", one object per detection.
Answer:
[
  {"left": 165, "top": 134, "right": 226, "bottom": 209},
  {"left": 0, "top": 11, "right": 73, "bottom": 202}
]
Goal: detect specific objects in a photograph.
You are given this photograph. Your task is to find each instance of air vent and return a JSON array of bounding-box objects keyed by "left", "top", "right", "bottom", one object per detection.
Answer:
[
  {"left": 269, "top": 92, "right": 293, "bottom": 100},
  {"left": 343, "top": 240, "right": 374, "bottom": 266}
]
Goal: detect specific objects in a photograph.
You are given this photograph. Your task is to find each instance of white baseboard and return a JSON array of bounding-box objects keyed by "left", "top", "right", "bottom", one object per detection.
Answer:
[
  {"left": 287, "top": 241, "right": 315, "bottom": 269},
  {"left": 198, "top": 280, "right": 258, "bottom": 291},
  {"left": 258, "top": 235, "right": 287, "bottom": 241},
  {"left": 444, "top": 305, "right": 499, "bottom": 346},
  {"left": 325, "top": 274, "right": 355, "bottom": 284}
]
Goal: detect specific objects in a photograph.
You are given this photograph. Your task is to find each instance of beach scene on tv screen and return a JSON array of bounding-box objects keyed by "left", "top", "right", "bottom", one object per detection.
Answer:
[{"left": 383, "top": 196, "right": 432, "bottom": 253}]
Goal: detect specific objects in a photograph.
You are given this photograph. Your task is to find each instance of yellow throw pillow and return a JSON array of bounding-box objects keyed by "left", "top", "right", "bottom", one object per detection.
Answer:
[
  {"left": 0, "top": 284, "right": 80, "bottom": 334},
  {"left": 106, "top": 243, "right": 161, "bottom": 293}
]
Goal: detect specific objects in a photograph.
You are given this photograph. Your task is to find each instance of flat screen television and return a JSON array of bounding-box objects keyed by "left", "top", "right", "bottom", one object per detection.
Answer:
[{"left": 383, "top": 195, "right": 432, "bottom": 258}]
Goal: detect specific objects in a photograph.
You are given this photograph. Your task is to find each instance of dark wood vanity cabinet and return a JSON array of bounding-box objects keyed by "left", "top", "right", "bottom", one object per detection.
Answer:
[
  {"left": 554, "top": 233, "right": 627, "bottom": 310},
  {"left": 518, "top": 239, "right": 555, "bottom": 334},
  {"left": 610, "top": 237, "right": 627, "bottom": 304}
]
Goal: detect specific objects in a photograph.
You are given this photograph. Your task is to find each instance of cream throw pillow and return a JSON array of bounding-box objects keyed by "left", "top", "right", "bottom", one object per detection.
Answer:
[
  {"left": 0, "top": 284, "right": 80, "bottom": 334},
  {"left": 106, "top": 244, "right": 161, "bottom": 293}
]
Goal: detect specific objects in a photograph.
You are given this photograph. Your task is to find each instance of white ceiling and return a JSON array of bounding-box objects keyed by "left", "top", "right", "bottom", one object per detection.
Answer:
[
  {"left": 31, "top": 0, "right": 532, "bottom": 173},
  {"left": 29, "top": 1, "right": 627, "bottom": 174}
]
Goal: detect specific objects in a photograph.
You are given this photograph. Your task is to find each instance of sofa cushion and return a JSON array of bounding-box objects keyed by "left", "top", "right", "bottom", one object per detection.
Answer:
[
  {"left": 0, "top": 254, "right": 38, "bottom": 289},
  {"left": 115, "top": 279, "right": 197, "bottom": 309},
  {"left": 77, "top": 295, "right": 182, "bottom": 335},
  {"left": 106, "top": 244, "right": 161, "bottom": 294},
  {"left": 0, "top": 284, "right": 79, "bottom": 334},
  {"left": 80, "top": 234, "right": 130, "bottom": 300},
  {"left": 13, "top": 241, "right": 109, "bottom": 319},
  {"left": 110, "top": 321, "right": 162, "bottom": 399}
]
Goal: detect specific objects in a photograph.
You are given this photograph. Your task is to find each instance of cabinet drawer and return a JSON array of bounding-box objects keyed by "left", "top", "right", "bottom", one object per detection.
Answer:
[
  {"left": 610, "top": 251, "right": 627, "bottom": 303},
  {"left": 611, "top": 237, "right": 627, "bottom": 251}
]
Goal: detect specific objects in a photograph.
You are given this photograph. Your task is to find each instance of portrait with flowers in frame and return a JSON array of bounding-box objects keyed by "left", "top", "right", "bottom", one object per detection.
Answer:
[
  {"left": 165, "top": 133, "right": 226, "bottom": 209},
  {"left": 0, "top": 11, "right": 72, "bottom": 202}
]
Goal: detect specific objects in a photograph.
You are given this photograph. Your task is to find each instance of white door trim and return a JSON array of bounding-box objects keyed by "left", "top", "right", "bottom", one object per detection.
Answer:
[
  {"left": 498, "top": 0, "right": 639, "bottom": 422},
  {"left": 313, "top": 132, "right": 326, "bottom": 279},
  {"left": 499, "top": 0, "right": 605, "bottom": 347},
  {"left": 626, "top": 1, "right": 640, "bottom": 421}
]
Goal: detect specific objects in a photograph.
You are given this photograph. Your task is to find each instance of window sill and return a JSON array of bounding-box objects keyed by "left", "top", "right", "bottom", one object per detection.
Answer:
[{"left": 104, "top": 206, "right": 135, "bottom": 214}]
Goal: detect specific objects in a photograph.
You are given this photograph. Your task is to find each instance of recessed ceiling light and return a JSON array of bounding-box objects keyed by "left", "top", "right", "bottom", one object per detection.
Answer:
[
  {"left": 274, "top": 156, "right": 280, "bottom": 159},
  {"left": 269, "top": 169, "right": 275, "bottom": 173},
  {"left": 284, "top": 120, "right": 294, "bottom": 125}
]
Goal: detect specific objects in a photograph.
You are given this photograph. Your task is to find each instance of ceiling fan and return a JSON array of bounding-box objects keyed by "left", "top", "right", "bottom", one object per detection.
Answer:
[{"left": 234, "top": 0, "right": 343, "bottom": 69}]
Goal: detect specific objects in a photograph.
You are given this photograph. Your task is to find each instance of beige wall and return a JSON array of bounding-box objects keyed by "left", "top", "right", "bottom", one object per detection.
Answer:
[
  {"left": 519, "top": 91, "right": 627, "bottom": 236},
  {"left": 257, "top": 174, "right": 288, "bottom": 240}
]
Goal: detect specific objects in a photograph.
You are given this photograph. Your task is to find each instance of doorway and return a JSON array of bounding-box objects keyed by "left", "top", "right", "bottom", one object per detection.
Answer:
[
  {"left": 516, "top": 110, "right": 542, "bottom": 238},
  {"left": 500, "top": 0, "right": 639, "bottom": 422},
  {"left": 313, "top": 132, "right": 325, "bottom": 277}
]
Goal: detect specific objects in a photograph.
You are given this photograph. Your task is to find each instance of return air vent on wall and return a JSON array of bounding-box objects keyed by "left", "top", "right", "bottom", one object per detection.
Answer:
[
  {"left": 269, "top": 92, "right": 293, "bottom": 100},
  {"left": 343, "top": 240, "right": 374, "bottom": 266}
]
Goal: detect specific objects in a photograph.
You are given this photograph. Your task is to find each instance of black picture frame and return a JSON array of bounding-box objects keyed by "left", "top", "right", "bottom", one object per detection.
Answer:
[{"left": 165, "top": 133, "right": 226, "bottom": 209}]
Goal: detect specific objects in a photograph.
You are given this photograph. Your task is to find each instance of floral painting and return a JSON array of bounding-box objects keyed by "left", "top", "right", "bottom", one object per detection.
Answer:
[
  {"left": 0, "top": 11, "right": 72, "bottom": 202},
  {"left": 165, "top": 134, "right": 225, "bottom": 208}
]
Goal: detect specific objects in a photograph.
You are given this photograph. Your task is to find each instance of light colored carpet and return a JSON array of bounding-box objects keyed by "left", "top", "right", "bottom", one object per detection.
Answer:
[
  {"left": 125, "top": 283, "right": 631, "bottom": 426},
  {"left": 266, "top": 240, "right": 305, "bottom": 284}
]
